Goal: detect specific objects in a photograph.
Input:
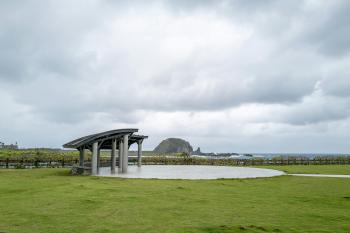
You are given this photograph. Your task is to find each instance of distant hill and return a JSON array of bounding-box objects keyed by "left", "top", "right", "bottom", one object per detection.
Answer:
[{"left": 154, "top": 138, "right": 193, "bottom": 154}]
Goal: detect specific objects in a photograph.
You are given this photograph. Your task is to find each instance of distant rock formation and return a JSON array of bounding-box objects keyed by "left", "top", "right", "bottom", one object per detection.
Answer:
[
  {"left": 154, "top": 138, "right": 193, "bottom": 154},
  {"left": 193, "top": 147, "right": 205, "bottom": 155}
]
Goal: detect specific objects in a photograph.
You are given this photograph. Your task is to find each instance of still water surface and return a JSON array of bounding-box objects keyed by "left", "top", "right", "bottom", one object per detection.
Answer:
[{"left": 98, "top": 165, "right": 284, "bottom": 179}]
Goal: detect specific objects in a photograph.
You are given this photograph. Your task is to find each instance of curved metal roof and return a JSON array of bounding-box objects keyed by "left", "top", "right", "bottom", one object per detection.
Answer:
[{"left": 63, "top": 128, "right": 148, "bottom": 149}]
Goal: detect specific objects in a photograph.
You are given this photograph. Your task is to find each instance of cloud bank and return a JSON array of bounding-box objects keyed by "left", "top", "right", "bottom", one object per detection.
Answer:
[{"left": 1, "top": 0, "right": 350, "bottom": 152}]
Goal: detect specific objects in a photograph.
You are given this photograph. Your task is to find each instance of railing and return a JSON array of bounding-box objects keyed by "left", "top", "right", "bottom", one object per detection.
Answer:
[
  {"left": 1, "top": 156, "right": 350, "bottom": 169},
  {"left": 141, "top": 157, "right": 350, "bottom": 166},
  {"left": 0, "top": 158, "right": 80, "bottom": 168}
]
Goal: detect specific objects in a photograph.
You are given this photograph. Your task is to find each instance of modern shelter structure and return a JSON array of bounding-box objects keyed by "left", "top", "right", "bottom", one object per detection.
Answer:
[{"left": 63, "top": 129, "right": 148, "bottom": 175}]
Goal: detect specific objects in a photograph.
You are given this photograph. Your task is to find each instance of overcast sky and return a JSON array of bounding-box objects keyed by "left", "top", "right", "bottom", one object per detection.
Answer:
[{"left": 1, "top": 0, "right": 350, "bottom": 153}]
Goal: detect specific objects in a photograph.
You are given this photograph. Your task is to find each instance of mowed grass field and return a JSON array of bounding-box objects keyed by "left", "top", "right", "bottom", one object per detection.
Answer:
[
  {"left": 256, "top": 165, "right": 350, "bottom": 175},
  {"left": 0, "top": 167, "right": 350, "bottom": 233}
]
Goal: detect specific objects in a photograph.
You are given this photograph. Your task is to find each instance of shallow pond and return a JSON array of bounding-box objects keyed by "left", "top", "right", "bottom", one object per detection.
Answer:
[{"left": 98, "top": 165, "right": 284, "bottom": 179}]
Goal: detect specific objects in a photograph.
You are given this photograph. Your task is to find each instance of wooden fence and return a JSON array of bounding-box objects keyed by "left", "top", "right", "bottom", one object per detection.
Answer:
[
  {"left": 1, "top": 156, "right": 350, "bottom": 169},
  {"left": 141, "top": 157, "right": 350, "bottom": 166}
]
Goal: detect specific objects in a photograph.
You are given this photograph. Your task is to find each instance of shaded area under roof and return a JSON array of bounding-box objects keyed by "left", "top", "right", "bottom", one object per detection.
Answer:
[{"left": 63, "top": 128, "right": 148, "bottom": 150}]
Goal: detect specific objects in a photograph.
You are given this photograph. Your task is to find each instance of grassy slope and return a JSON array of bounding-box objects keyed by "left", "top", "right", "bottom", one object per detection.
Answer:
[
  {"left": 1, "top": 169, "right": 350, "bottom": 233},
  {"left": 255, "top": 165, "right": 350, "bottom": 175}
]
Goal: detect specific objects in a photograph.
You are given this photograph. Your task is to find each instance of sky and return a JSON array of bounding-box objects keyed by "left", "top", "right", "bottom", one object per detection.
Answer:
[{"left": 0, "top": 0, "right": 350, "bottom": 153}]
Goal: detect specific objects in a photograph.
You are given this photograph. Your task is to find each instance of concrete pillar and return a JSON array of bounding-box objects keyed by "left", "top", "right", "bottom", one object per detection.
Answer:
[
  {"left": 92, "top": 142, "right": 98, "bottom": 175},
  {"left": 79, "top": 148, "right": 85, "bottom": 167},
  {"left": 97, "top": 149, "right": 100, "bottom": 174},
  {"left": 118, "top": 140, "right": 123, "bottom": 173},
  {"left": 122, "top": 134, "right": 129, "bottom": 173},
  {"left": 137, "top": 141, "right": 142, "bottom": 167},
  {"left": 111, "top": 139, "right": 116, "bottom": 174}
]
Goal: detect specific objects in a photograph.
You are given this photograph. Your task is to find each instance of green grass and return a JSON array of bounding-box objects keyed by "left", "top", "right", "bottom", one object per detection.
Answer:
[
  {"left": 1, "top": 169, "right": 350, "bottom": 233},
  {"left": 255, "top": 165, "right": 350, "bottom": 175}
]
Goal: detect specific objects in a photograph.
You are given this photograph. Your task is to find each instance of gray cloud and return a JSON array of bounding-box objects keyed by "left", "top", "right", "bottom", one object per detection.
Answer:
[
  {"left": 302, "top": 1, "right": 350, "bottom": 57},
  {"left": 0, "top": 0, "right": 350, "bottom": 152}
]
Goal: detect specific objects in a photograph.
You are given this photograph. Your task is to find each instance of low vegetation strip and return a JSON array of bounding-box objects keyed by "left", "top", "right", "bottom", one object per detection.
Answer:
[
  {"left": 2, "top": 156, "right": 350, "bottom": 169},
  {"left": 0, "top": 169, "right": 350, "bottom": 233},
  {"left": 1, "top": 149, "right": 350, "bottom": 169},
  {"left": 141, "top": 156, "right": 350, "bottom": 166}
]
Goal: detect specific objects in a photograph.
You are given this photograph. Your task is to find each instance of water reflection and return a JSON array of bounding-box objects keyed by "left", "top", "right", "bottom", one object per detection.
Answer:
[{"left": 98, "top": 165, "right": 284, "bottom": 180}]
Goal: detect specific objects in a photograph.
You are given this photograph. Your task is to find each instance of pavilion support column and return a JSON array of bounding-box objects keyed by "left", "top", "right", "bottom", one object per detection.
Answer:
[
  {"left": 111, "top": 139, "right": 117, "bottom": 174},
  {"left": 97, "top": 148, "right": 101, "bottom": 175},
  {"left": 79, "top": 148, "right": 85, "bottom": 167},
  {"left": 122, "top": 134, "right": 129, "bottom": 173},
  {"left": 137, "top": 141, "right": 142, "bottom": 167},
  {"left": 118, "top": 141, "right": 123, "bottom": 173},
  {"left": 91, "top": 142, "right": 98, "bottom": 175}
]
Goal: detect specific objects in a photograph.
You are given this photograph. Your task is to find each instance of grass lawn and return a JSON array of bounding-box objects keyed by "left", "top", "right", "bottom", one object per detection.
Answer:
[
  {"left": 1, "top": 168, "right": 350, "bottom": 233},
  {"left": 254, "top": 165, "right": 350, "bottom": 175}
]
